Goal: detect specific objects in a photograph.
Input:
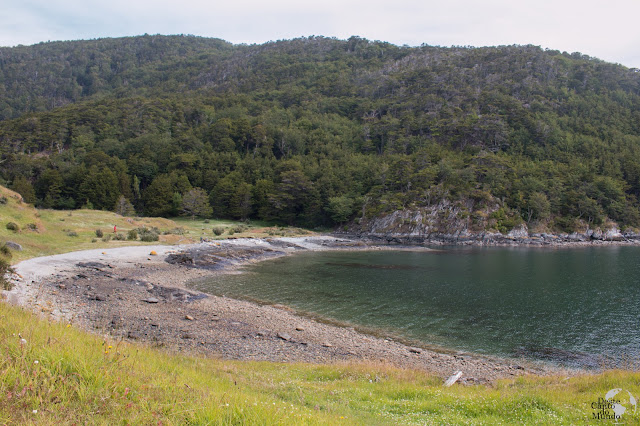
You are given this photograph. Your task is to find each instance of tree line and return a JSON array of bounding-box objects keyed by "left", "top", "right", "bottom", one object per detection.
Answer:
[{"left": 1, "top": 35, "right": 640, "bottom": 232}]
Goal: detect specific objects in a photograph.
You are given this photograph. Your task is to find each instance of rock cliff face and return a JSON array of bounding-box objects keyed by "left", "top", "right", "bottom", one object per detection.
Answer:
[{"left": 338, "top": 202, "right": 640, "bottom": 246}]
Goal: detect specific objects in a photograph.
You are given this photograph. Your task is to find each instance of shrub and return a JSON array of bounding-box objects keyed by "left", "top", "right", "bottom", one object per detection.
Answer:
[
  {"left": 0, "top": 245, "right": 12, "bottom": 259},
  {"left": 127, "top": 229, "right": 138, "bottom": 240},
  {"left": 67, "top": 231, "right": 78, "bottom": 237},
  {"left": 0, "top": 196, "right": 7, "bottom": 204},
  {"left": 6, "top": 222, "right": 19, "bottom": 232},
  {"left": 229, "top": 224, "right": 247, "bottom": 235},
  {"left": 102, "top": 234, "right": 112, "bottom": 242},
  {"left": 140, "top": 232, "right": 159, "bottom": 242},
  {"left": 26, "top": 223, "right": 38, "bottom": 231},
  {"left": 212, "top": 226, "right": 225, "bottom": 236},
  {"left": 204, "top": 219, "right": 210, "bottom": 224},
  {"left": 113, "top": 233, "right": 126, "bottom": 241},
  {"left": 91, "top": 238, "right": 97, "bottom": 243},
  {"left": 137, "top": 227, "right": 160, "bottom": 242},
  {"left": 0, "top": 257, "right": 14, "bottom": 290},
  {"left": 95, "top": 229, "right": 104, "bottom": 238}
]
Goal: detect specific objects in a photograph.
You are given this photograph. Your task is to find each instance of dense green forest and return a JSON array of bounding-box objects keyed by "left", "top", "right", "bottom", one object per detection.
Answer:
[{"left": 1, "top": 35, "right": 640, "bottom": 232}]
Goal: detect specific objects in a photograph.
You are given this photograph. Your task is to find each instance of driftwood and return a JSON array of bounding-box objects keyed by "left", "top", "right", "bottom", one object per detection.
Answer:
[{"left": 444, "top": 371, "right": 462, "bottom": 387}]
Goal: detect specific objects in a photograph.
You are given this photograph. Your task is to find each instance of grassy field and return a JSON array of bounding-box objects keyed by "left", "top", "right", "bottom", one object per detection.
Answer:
[
  {"left": 0, "top": 186, "right": 310, "bottom": 263},
  {"left": 1, "top": 186, "right": 639, "bottom": 424},
  {"left": 1, "top": 301, "right": 639, "bottom": 425}
]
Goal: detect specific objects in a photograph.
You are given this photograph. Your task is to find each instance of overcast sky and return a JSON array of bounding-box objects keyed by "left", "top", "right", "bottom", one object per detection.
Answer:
[{"left": 2, "top": 0, "right": 640, "bottom": 68}]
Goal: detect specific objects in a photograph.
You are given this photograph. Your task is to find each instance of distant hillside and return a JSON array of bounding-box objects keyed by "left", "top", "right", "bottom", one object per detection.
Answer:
[{"left": 1, "top": 35, "right": 640, "bottom": 234}]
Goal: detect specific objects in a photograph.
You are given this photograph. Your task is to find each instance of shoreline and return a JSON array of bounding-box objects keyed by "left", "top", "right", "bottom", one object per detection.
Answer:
[
  {"left": 3, "top": 236, "right": 575, "bottom": 384},
  {"left": 335, "top": 231, "right": 640, "bottom": 248}
]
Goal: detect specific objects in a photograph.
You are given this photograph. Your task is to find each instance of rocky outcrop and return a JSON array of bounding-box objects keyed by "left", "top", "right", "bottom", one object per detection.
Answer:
[{"left": 338, "top": 206, "right": 640, "bottom": 246}]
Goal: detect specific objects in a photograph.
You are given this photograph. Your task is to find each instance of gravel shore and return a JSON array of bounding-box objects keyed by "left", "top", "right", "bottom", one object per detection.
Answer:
[{"left": 4, "top": 237, "right": 563, "bottom": 384}]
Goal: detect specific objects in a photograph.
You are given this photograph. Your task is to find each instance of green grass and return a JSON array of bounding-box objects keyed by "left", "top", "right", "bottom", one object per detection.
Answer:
[
  {"left": 1, "top": 302, "right": 639, "bottom": 425},
  {"left": 0, "top": 186, "right": 311, "bottom": 263}
]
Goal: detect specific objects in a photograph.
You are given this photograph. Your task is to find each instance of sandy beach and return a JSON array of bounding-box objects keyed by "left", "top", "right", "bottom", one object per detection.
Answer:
[{"left": 3, "top": 236, "right": 561, "bottom": 384}]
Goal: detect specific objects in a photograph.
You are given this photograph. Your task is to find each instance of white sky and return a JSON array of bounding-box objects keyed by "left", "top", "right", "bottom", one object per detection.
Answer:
[{"left": 2, "top": 0, "right": 640, "bottom": 68}]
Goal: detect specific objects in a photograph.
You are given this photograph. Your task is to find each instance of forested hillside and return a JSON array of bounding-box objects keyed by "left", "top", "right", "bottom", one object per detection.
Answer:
[{"left": 1, "top": 35, "right": 640, "bottom": 233}]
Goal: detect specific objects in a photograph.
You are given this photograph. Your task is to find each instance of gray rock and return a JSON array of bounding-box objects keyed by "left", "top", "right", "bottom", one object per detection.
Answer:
[
  {"left": 143, "top": 297, "right": 160, "bottom": 303},
  {"left": 4, "top": 241, "right": 22, "bottom": 251},
  {"left": 277, "top": 332, "right": 292, "bottom": 341},
  {"left": 409, "top": 347, "right": 422, "bottom": 354},
  {"left": 507, "top": 224, "right": 528, "bottom": 239},
  {"left": 127, "top": 331, "right": 140, "bottom": 339},
  {"left": 295, "top": 326, "right": 305, "bottom": 331},
  {"left": 567, "top": 232, "right": 586, "bottom": 241},
  {"left": 322, "top": 342, "right": 333, "bottom": 348},
  {"left": 604, "top": 227, "right": 623, "bottom": 241},
  {"left": 89, "top": 294, "right": 106, "bottom": 301}
]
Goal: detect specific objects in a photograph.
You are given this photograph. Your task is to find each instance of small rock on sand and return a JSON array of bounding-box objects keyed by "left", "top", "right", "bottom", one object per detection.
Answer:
[
  {"left": 143, "top": 297, "right": 160, "bottom": 304},
  {"left": 277, "top": 332, "right": 292, "bottom": 341},
  {"left": 185, "top": 315, "right": 195, "bottom": 321}
]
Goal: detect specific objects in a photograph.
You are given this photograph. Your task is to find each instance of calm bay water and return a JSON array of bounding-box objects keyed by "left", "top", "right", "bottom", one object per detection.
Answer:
[{"left": 192, "top": 246, "right": 640, "bottom": 367}]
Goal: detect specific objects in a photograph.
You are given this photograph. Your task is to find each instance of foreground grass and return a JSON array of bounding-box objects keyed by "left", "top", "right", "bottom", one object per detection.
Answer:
[{"left": 1, "top": 302, "right": 639, "bottom": 425}]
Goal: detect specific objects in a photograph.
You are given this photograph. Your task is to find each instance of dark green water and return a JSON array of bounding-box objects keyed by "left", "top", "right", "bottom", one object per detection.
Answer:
[{"left": 193, "top": 246, "right": 640, "bottom": 367}]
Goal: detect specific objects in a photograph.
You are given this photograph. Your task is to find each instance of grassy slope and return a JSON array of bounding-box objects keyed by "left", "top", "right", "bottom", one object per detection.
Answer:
[
  {"left": 1, "top": 186, "right": 639, "bottom": 424},
  {"left": 0, "top": 186, "right": 309, "bottom": 263},
  {"left": 2, "top": 302, "right": 639, "bottom": 425}
]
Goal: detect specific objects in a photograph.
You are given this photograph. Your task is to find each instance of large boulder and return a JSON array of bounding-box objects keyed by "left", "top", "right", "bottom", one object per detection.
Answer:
[
  {"left": 603, "top": 227, "right": 624, "bottom": 241},
  {"left": 507, "top": 224, "right": 529, "bottom": 239}
]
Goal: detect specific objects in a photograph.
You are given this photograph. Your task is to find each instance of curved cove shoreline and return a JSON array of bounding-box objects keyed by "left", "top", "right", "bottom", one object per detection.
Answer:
[{"left": 3, "top": 236, "right": 581, "bottom": 384}]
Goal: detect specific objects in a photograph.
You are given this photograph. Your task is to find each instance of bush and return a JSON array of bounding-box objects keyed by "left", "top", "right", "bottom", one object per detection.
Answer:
[
  {"left": 0, "top": 245, "right": 12, "bottom": 259},
  {"left": 102, "top": 234, "right": 112, "bottom": 242},
  {"left": 204, "top": 219, "right": 210, "bottom": 224},
  {"left": 0, "top": 257, "right": 14, "bottom": 290},
  {"left": 0, "top": 196, "right": 8, "bottom": 204},
  {"left": 113, "top": 233, "right": 126, "bottom": 241},
  {"left": 5, "top": 222, "right": 19, "bottom": 232},
  {"left": 26, "top": 223, "right": 38, "bottom": 231},
  {"left": 127, "top": 229, "right": 138, "bottom": 240},
  {"left": 140, "top": 232, "right": 159, "bottom": 242},
  {"left": 95, "top": 229, "right": 104, "bottom": 238},
  {"left": 67, "top": 231, "right": 78, "bottom": 237},
  {"left": 228, "top": 225, "right": 247, "bottom": 235},
  {"left": 212, "top": 226, "right": 225, "bottom": 236},
  {"left": 137, "top": 227, "right": 160, "bottom": 242}
]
